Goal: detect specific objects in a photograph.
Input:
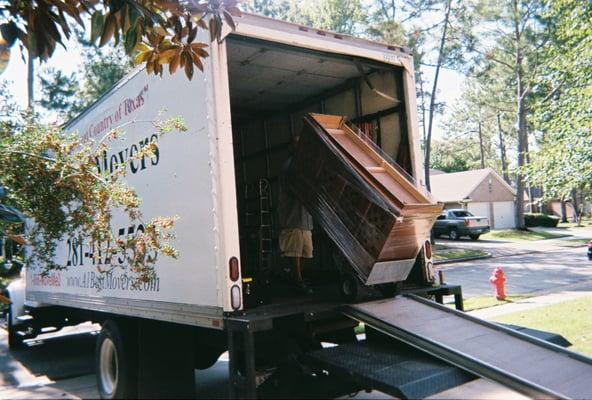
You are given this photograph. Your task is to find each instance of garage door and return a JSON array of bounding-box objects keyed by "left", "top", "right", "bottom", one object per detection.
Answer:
[
  {"left": 493, "top": 201, "right": 515, "bottom": 229},
  {"left": 467, "top": 202, "right": 490, "bottom": 221}
]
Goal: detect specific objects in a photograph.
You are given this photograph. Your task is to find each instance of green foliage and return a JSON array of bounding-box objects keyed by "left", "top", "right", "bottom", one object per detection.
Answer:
[
  {"left": 525, "top": 0, "right": 592, "bottom": 202},
  {"left": 524, "top": 213, "right": 560, "bottom": 228},
  {"left": 0, "top": 1, "right": 240, "bottom": 80},
  {"left": 39, "top": 69, "right": 81, "bottom": 117},
  {"left": 430, "top": 137, "right": 482, "bottom": 172},
  {"left": 439, "top": 77, "right": 514, "bottom": 179},
  {"left": 285, "top": 0, "right": 367, "bottom": 35},
  {"left": 242, "top": 0, "right": 292, "bottom": 19},
  {"left": 0, "top": 101, "right": 187, "bottom": 283},
  {"left": 40, "top": 34, "right": 131, "bottom": 120}
]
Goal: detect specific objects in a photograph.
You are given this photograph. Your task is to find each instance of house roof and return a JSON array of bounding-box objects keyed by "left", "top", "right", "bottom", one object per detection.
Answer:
[{"left": 429, "top": 168, "right": 516, "bottom": 203}]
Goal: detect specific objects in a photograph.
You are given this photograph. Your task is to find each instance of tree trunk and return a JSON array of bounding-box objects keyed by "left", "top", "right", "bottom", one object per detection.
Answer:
[
  {"left": 571, "top": 188, "right": 579, "bottom": 224},
  {"left": 560, "top": 200, "right": 568, "bottom": 223},
  {"left": 27, "top": 51, "right": 34, "bottom": 110},
  {"left": 497, "top": 114, "right": 510, "bottom": 184},
  {"left": 424, "top": 0, "right": 452, "bottom": 191},
  {"left": 419, "top": 73, "right": 427, "bottom": 146},
  {"left": 514, "top": 0, "right": 527, "bottom": 230},
  {"left": 478, "top": 121, "right": 485, "bottom": 169}
]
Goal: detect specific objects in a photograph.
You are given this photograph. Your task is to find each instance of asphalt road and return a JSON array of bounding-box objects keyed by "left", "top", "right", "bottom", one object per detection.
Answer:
[{"left": 440, "top": 244, "right": 592, "bottom": 298}]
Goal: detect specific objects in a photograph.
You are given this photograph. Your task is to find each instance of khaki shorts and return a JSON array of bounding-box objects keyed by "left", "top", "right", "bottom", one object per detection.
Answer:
[{"left": 279, "top": 229, "right": 313, "bottom": 258}]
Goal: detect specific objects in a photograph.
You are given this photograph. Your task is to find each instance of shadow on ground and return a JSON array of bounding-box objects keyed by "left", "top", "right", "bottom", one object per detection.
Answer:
[{"left": 0, "top": 328, "right": 96, "bottom": 387}]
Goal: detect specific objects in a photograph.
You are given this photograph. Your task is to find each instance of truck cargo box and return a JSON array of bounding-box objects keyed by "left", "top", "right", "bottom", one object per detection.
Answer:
[{"left": 23, "top": 13, "right": 434, "bottom": 327}]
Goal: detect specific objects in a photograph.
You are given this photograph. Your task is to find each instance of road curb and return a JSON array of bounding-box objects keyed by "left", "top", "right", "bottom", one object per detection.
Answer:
[{"left": 434, "top": 253, "right": 492, "bottom": 265}]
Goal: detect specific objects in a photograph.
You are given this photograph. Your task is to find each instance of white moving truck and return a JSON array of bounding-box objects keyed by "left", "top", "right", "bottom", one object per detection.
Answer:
[{"left": 5, "top": 13, "right": 467, "bottom": 399}]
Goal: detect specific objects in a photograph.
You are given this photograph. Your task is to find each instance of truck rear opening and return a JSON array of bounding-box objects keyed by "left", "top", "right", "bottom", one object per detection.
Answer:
[{"left": 226, "top": 36, "right": 432, "bottom": 307}]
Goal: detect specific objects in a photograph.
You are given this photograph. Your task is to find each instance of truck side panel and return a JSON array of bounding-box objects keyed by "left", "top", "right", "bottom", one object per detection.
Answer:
[{"left": 26, "top": 43, "right": 226, "bottom": 326}]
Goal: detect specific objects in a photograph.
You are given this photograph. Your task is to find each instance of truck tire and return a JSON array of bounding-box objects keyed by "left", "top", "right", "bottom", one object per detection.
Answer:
[
  {"left": 7, "top": 305, "right": 24, "bottom": 350},
  {"left": 96, "top": 320, "right": 138, "bottom": 399},
  {"left": 338, "top": 273, "right": 362, "bottom": 302},
  {"left": 449, "top": 228, "right": 460, "bottom": 241},
  {"left": 469, "top": 234, "right": 480, "bottom": 241}
]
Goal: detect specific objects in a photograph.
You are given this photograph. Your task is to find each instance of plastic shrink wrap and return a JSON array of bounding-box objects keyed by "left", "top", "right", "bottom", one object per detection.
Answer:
[{"left": 287, "top": 113, "right": 443, "bottom": 285}]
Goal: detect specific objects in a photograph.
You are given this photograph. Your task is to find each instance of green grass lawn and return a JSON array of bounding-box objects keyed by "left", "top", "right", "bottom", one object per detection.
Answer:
[
  {"left": 481, "top": 229, "right": 570, "bottom": 242},
  {"left": 433, "top": 248, "right": 490, "bottom": 262},
  {"left": 557, "top": 217, "right": 592, "bottom": 229},
  {"left": 458, "top": 295, "right": 530, "bottom": 312},
  {"left": 491, "top": 297, "right": 592, "bottom": 357},
  {"left": 557, "top": 238, "right": 590, "bottom": 248}
]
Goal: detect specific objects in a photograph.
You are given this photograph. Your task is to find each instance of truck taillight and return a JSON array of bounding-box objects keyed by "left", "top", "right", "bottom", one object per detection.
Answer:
[
  {"left": 230, "top": 285, "right": 241, "bottom": 310},
  {"left": 229, "top": 257, "right": 239, "bottom": 281},
  {"left": 464, "top": 218, "right": 470, "bottom": 227},
  {"left": 424, "top": 240, "right": 432, "bottom": 259}
]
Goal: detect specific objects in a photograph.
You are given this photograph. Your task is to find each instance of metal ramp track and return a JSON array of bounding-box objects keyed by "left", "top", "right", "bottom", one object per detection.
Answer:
[
  {"left": 305, "top": 341, "right": 473, "bottom": 399},
  {"left": 343, "top": 295, "right": 592, "bottom": 399}
]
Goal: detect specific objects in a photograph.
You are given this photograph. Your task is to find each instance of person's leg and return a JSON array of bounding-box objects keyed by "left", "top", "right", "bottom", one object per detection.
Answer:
[{"left": 293, "top": 256, "right": 303, "bottom": 283}]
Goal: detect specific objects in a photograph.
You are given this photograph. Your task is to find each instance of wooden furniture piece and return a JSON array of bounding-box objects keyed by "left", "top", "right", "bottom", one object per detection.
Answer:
[{"left": 289, "top": 113, "right": 442, "bottom": 285}]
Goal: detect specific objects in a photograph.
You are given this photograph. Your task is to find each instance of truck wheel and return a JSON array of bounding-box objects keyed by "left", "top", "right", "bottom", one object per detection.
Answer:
[
  {"left": 469, "top": 234, "right": 480, "bottom": 241},
  {"left": 338, "top": 273, "right": 361, "bottom": 302},
  {"left": 7, "top": 305, "right": 24, "bottom": 350},
  {"left": 449, "top": 228, "right": 459, "bottom": 241},
  {"left": 96, "top": 320, "right": 138, "bottom": 399}
]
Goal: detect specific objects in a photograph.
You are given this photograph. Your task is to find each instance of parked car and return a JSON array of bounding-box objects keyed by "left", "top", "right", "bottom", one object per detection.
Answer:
[
  {"left": 433, "top": 209, "right": 490, "bottom": 240},
  {"left": 587, "top": 240, "right": 592, "bottom": 260}
]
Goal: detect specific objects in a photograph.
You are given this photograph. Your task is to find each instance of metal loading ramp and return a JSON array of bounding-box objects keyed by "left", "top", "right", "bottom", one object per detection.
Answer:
[
  {"left": 343, "top": 295, "right": 592, "bottom": 399},
  {"left": 305, "top": 340, "right": 474, "bottom": 399}
]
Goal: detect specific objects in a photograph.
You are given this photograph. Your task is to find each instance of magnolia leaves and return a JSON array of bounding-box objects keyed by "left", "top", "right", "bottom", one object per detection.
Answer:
[
  {"left": 1, "top": 0, "right": 241, "bottom": 80},
  {"left": 127, "top": 1, "right": 242, "bottom": 80},
  {"left": 89, "top": 0, "right": 242, "bottom": 80},
  {"left": 192, "top": 0, "right": 242, "bottom": 42},
  {"left": 133, "top": 16, "right": 211, "bottom": 79},
  {"left": 0, "top": 0, "right": 93, "bottom": 61}
]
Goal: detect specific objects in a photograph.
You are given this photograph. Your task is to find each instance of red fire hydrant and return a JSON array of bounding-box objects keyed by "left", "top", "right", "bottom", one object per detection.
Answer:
[{"left": 489, "top": 267, "right": 506, "bottom": 300}]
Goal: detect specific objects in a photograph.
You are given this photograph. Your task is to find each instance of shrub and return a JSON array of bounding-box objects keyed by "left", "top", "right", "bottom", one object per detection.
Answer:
[{"left": 525, "top": 213, "right": 560, "bottom": 228}]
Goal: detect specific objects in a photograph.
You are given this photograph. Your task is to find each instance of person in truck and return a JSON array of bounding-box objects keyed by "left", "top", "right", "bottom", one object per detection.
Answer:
[{"left": 278, "top": 138, "right": 314, "bottom": 295}]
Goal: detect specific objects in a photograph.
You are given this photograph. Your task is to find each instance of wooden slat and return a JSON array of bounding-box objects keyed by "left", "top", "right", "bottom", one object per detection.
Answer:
[
  {"left": 323, "top": 114, "right": 429, "bottom": 203},
  {"left": 312, "top": 114, "right": 344, "bottom": 129}
]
